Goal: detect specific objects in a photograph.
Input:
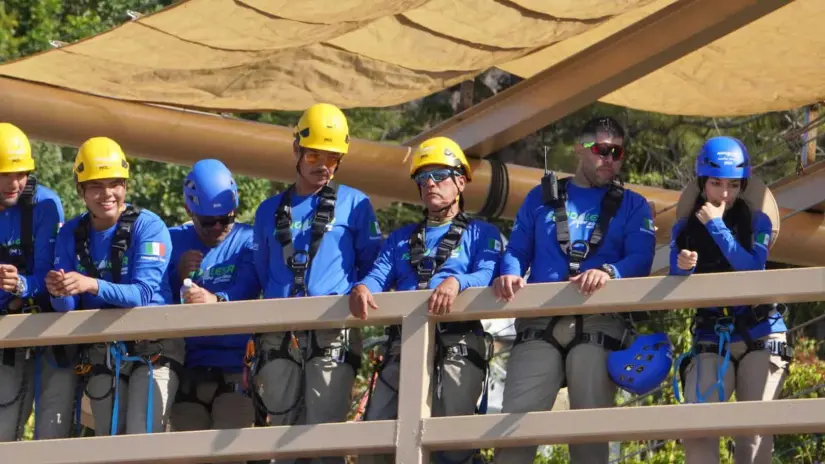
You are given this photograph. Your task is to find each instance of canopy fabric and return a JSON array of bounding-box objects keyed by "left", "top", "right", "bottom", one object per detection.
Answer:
[{"left": 0, "top": 0, "right": 821, "bottom": 116}]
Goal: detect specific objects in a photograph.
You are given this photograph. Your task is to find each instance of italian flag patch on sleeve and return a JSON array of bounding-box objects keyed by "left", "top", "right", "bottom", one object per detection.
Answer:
[
  {"left": 755, "top": 232, "right": 770, "bottom": 249},
  {"left": 641, "top": 218, "right": 656, "bottom": 234},
  {"left": 142, "top": 242, "right": 167, "bottom": 257},
  {"left": 370, "top": 221, "right": 381, "bottom": 236},
  {"left": 488, "top": 238, "right": 502, "bottom": 252}
]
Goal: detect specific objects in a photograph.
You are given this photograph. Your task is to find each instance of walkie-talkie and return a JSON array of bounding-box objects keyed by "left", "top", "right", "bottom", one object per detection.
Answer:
[{"left": 540, "top": 145, "right": 559, "bottom": 205}]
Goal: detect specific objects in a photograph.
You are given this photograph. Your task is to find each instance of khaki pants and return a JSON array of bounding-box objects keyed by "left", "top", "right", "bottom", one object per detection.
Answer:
[
  {"left": 254, "top": 329, "right": 360, "bottom": 464},
  {"left": 171, "top": 371, "right": 255, "bottom": 464},
  {"left": 682, "top": 332, "right": 788, "bottom": 464},
  {"left": 496, "top": 315, "right": 629, "bottom": 464},
  {"left": 361, "top": 332, "right": 487, "bottom": 464},
  {"left": 0, "top": 346, "right": 78, "bottom": 441},
  {"left": 86, "top": 339, "right": 183, "bottom": 436}
]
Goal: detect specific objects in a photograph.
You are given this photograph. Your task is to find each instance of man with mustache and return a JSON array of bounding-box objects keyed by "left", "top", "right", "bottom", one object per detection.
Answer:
[
  {"left": 249, "top": 103, "right": 383, "bottom": 463},
  {"left": 0, "top": 123, "right": 67, "bottom": 441},
  {"left": 168, "top": 159, "right": 259, "bottom": 445},
  {"left": 493, "top": 117, "right": 656, "bottom": 463},
  {"left": 46, "top": 137, "right": 179, "bottom": 436},
  {"left": 350, "top": 136, "right": 502, "bottom": 464}
]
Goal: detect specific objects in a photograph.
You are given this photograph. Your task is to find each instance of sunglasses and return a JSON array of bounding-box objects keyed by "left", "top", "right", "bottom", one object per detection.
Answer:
[
  {"left": 303, "top": 151, "right": 343, "bottom": 168},
  {"left": 583, "top": 142, "right": 624, "bottom": 161},
  {"left": 197, "top": 214, "right": 235, "bottom": 228},
  {"left": 413, "top": 168, "right": 455, "bottom": 186}
]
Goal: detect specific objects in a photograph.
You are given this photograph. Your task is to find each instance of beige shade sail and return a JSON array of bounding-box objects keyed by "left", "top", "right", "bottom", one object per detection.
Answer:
[{"left": 0, "top": 0, "right": 820, "bottom": 116}]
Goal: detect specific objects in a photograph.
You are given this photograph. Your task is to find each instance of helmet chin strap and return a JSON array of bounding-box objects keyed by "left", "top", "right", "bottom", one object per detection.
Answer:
[{"left": 421, "top": 176, "right": 461, "bottom": 220}]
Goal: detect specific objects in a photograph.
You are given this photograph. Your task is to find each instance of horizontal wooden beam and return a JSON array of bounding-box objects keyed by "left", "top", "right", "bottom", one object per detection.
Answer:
[
  {"left": 421, "top": 399, "right": 825, "bottom": 450},
  {"left": 0, "top": 267, "right": 823, "bottom": 349},
  {"left": 0, "top": 421, "right": 396, "bottom": 464}
]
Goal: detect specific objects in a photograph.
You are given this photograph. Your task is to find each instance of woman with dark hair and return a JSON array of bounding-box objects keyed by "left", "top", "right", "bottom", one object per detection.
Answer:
[{"left": 670, "top": 136, "right": 791, "bottom": 464}]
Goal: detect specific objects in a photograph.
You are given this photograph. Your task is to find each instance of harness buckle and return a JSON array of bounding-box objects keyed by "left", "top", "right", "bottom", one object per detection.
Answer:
[
  {"left": 580, "top": 332, "right": 605, "bottom": 346},
  {"left": 288, "top": 251, "right": 310, "bottom": 271},
  {"left": 416, "top": 257, "right": 437, "bottom": 275},
  {"left": 517, "top": 328, "right": 543, "bottom": 344},
  {"left": 446, "top": 343, "right": 469, "bottom": 358},
  {"left": 565, "top": 240, "right": 591, "bottom": 261},
  {"left": 325, "top": 347, "right": 349, "bottom": 364}
]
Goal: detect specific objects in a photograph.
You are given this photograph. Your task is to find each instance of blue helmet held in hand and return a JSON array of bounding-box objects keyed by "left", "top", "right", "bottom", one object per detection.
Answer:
[
  {"left": 183, "top": 159, "right": 239, "bottom": 216},
  {"left": 607, "top": 332, "right": 673, "bottom": 396},
  {"left": 695, "top": 136, "right": 751, "bottom": 180}
]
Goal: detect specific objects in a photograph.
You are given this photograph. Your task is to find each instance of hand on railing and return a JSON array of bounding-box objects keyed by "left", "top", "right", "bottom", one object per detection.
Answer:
[
  {"left": 493, "top": 274, "right": 525, "bottom": 302},
  {"left": 349, "top": 284, "right": 378, "bottom": 320}
]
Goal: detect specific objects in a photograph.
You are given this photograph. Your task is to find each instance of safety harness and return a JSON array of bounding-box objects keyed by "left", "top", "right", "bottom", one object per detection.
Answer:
[
  {"left": 364, "top": 212, "right": 493, "bottom": 437},
  {"left": 1, "top": 175, "right": 43, "bottom": 367},
  {"left": 275, "top": 183, "right": 338, "bottom": 297},
  {"left": 672, "top": 197, "right": 793, "bottom": 403},
  {"left": 72, "top": 205, "right": 182, "bottom": 435},
  {"left": 514, "top": 175, "right": 631, "bottom": 361},
  {"left": 0, "top": 175, "right": 64, "bottom": 441},
  {"left": 245, "top": 182, "right": 361, "bottom": 426}
]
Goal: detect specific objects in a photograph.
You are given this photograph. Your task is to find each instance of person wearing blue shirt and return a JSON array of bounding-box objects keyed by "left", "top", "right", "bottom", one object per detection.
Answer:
[
  {"left": 45, "top": 137, "right": 179, "bottom": 437},
  {"left": 0, "top": 123, "right": 69, "bottom": 441},
  {"left": 168, "top": 159, "right": 258, "bottom": 440},
  {"left": 671, "top": 136, "right": 789, "bottom": 464},
  {"left": 493, "top": 117, "right": 656, "bottom": 464},
  {"left": 350, "top": 137, "right": 501, "bottom": 464},
  {"left": 250, "top": 103, "right": 382, "bottom": 460}
]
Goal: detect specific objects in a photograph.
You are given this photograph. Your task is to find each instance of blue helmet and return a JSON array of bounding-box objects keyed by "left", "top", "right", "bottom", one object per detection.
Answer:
[
  {"left": 695, "top": 136, "right": 751, "bottom": 179},
  {"left": 607, "top": 332, "right": 673, "bottom": 396},
  {"left": 183, "top": 159, "right": 239, "bottom": 216}
]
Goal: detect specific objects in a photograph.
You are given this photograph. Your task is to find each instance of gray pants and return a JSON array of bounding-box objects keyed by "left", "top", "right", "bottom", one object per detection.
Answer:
[
  {"left": 496, "top": 315, "right": 629, "bottom": 464},
  {"left": 0, "top": 346, "right": 78, "bottom": 441},
  {"left": 254, "top": 329, "right": 361, "bottom": 464},
  {"left": 171, "top": 371, "right": 254, "bottom": 464},
  {"left": 682, "top": 332, "right": 789, "bottom": 464},
  {"left": 361, "top": 332, "right": 487, "bottom": 464},
  {"left": 85, "top": 339, "right": 183, "bottom": 436}
]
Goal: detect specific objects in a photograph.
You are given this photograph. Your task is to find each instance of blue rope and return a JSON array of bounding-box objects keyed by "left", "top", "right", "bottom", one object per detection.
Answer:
[
  {"left": 108, "top": 342, "right": 157, "bottom": 435},
  {"left": 695, "top": 322, "right": 733, "bottom": 404}
]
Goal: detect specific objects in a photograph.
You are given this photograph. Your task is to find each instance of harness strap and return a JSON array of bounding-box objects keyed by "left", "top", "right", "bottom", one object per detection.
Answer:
[
  {"left": 275, "top": 183, "right": 338, "bottom": 297},
  {"left": 74, "top": 205, "right": 142, "bottom": 285},
  {"left": 547, "top": 177, "right": 625, "bottom": 277},
  {"left": 408, "top": 212, "right": 470, "bottom": 290}
]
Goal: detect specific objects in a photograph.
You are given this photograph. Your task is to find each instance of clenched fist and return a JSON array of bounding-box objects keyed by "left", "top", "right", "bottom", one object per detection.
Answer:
[{"left": 677, "top": 249, "right": 698, "bottom": 271}]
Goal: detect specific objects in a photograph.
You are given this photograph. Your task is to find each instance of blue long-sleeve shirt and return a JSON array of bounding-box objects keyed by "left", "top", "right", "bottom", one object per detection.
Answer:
[
  {"left": 169, "top": 223, "right": 259, "bottom": 371},
  {"left": 501, "top": 182, "right": 656, "bottom": 282},
  {"left": 50, "top": 206, "right": 173, "bottom": 311},
  {"left": 357, "top": 218, "right": 502, "bottom": 294},
  {"left": 669, "top": 211, "right": 785, "bottom": 341},
  {"left": 253, "top": 184, "right": 383, "bottom": 298},
  {"left": 0, "top": 185, "right": 64, "bottom": 309}
]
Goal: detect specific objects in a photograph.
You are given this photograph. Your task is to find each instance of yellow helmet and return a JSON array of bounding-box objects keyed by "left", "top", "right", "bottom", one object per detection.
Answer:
[
  {"left": 0, "top": 123, "right": 35, "bottom": 173},
  {"left": 74, "top": 137, "right": 130, "bottom": 183},
  {"left": 295, "top": 103, "right": 350, "bottom": 155},
  {"left": 409, "top": 137, "right": 472, "bottom": 182}
]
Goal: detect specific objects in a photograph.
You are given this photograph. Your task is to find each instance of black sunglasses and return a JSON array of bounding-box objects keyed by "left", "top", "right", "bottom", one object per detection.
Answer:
[
  {"left": 197, "top": 214, "right": 235, "bottom": 228},
  {"left": 583, "top": 142, "right": 624, "bottom": 161}
]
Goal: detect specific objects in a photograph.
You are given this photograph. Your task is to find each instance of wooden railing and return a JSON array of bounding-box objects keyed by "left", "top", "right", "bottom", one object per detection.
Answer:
[{"left": 1, "top": 267, "right": 824, "bottom": 463}]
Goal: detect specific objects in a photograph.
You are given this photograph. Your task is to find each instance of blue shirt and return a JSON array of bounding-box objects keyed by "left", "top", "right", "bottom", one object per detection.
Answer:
[
  {"left": 253, "top": 184, "right": 383, "bottom": 298},
  {"left": 0, "top": 185, "right": 64, "bottom": 309},
  {"left": 169, "top": 223, "right": 258, "bottom": 371},
  {"left": 51, "top": 206, "right": 173, "bottom": 310},
  {"left": 669, "top": 212, "right": 785, "bottom": 341},
  {"left": 358, "top": 218, "right": 502, "bottom": 293},
  {"left": 501, "top": 182, "right": 656, "bottom": 282}
]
